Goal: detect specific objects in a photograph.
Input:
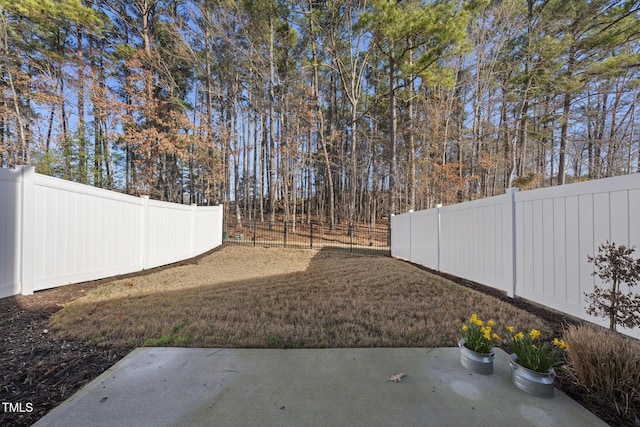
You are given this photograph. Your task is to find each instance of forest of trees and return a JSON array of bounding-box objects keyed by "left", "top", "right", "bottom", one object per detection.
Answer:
[{"left": 1, "top": 0, "right": 640, "bottom": 229}]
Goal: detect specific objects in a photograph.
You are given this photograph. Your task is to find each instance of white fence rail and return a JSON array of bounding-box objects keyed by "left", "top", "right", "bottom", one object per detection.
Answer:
[
  {"left": 391, "top": 174, "right": 640, "bottom": 339},
  {"left": 0, "top": 166, "right": 223, "bottom": 298}
]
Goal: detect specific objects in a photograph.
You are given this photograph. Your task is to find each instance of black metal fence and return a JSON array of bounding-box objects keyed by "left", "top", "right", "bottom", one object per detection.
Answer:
[{"left": 223, "top": 220, "right": 390, "bottom": 255}]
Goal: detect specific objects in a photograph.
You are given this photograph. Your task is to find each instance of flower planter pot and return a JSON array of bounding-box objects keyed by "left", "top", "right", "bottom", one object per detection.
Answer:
[
  {"left": 508, "top": 354, "right": 556, "bottom": 398},
  {"left": 458, "top": 339, "right": 495, "bottom": 375}
]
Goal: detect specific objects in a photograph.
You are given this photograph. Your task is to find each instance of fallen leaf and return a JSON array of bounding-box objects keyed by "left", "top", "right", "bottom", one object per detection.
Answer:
[{"left": 387, "top": 372, "right": 407, "bottom": 383}]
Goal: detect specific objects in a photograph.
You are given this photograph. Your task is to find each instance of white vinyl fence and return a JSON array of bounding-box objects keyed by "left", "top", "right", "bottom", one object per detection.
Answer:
[
  {"left": 391, "top": 174, "right": 640, "bottom": 339},
  {"left": 0, "top": 166, "right": 223, "bottom": 298}
]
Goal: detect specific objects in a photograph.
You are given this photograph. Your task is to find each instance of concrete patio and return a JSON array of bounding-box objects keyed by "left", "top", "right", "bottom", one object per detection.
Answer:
[{"left": 34, "top": 347, "right": 607, "bottom": 427}]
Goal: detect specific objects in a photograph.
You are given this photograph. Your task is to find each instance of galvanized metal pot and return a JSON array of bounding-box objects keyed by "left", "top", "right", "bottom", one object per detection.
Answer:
[
  {"left": 508, "top": 354, "right": 556, "bottom": 398},
  {"left": 458, "top": 339, "right": 495, "bottom": 375}
]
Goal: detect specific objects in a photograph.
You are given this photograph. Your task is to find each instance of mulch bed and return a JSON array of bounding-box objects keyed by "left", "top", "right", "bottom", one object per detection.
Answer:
[
  {"left": 0, "top": 257, "right": 631, "bottom": 426},
  {"left": 0, "top": 281, "right": 132, "bottom": 426}
]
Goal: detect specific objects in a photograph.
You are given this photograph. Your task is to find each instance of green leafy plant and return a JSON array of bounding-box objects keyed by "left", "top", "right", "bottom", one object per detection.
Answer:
[
  {"left": 586, "top": 241, "right": 640, "bottom": 332},
  {"left": 461, "top": 314, "right": 499, "bottom": 354},
  {"left": 506, "top": 327, "right": 567, "bottom": 373}
]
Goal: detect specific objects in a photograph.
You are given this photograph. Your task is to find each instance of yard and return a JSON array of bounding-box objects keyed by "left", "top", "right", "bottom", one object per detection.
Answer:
[
  {"left": 1, "top": 245, "right": 633, "bottom": 426},
  {"left": 50, "top": 246, "right": 548, "bottom": 348}
]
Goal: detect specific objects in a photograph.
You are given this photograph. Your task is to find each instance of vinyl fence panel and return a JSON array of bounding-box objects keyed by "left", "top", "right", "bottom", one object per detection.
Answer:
[
  {"left": 391, "top": 175, "right": 640, "bottom": 339},
  {"left": 145, "top": 198, "right": 194, "bottom": 269},
  {"left": 0, "top": 168, "right": 21, "bottom": 298},
  {"left": 193, "top": 206, "right": 223, "bottom": 255},
  {"left": 390, "top": 213, "right": 411, "bottom": 261},
  {"left": 410, "top": 208, "right": 439, "bottom": 270},
  {"left": 0, "top": 166, "right": 223, "bottom": 298},
  {"left": 515, "top": 174, "right": 640, "bottom": 338},
  {"left": 32, "top": 174, "right": 145, "bottom": 291},
  {"left": 439, "top": 191, "right": 516, "bottom": 296}
]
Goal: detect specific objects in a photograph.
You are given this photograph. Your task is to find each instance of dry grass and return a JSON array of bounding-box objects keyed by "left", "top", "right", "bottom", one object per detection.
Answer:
[
  {"left": 563, "top": 324, "right": 640, "bottom": 424},
  {"left": 51, "top": 246, "right": 550, "bottom": 349}
]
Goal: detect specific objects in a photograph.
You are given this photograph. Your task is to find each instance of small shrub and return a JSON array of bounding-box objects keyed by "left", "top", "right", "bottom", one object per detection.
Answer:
[
  {"left": 586, "top": 241, "right": 640, "bottom": 332},
  {"left": 563, "top": 324, "right": 640, "bottom": 425}
]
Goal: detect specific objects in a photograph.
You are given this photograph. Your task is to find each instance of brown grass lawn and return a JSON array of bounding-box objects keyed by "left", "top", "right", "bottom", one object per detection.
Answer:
[{"left": 50, "top": 246, "right": 551, "bottom": 349}]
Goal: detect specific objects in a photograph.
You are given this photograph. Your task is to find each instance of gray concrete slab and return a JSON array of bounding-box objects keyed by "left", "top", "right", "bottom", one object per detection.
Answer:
[{"left": 33, "top": 347, "right": 607, "bottom": 427}]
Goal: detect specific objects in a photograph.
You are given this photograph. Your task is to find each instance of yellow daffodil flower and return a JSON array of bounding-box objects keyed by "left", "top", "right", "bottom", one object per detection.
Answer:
[
  {"left": 470, "top": 314, "right": 484, "bottom": 326},
  {"left": 515, "top": 332, "right": 524, "bottom": 340},
  {"left": 553, "top": 338, "right": 569, "bottom": 349},
  {"left": 462, "top": 325, "right": 469, "bottom": 331},
  {"left": 530, "top": 329, "right": 541, "bottom": 340},
  {"left": 487, "top": 320, "right": 495, "bottom": 327},
  {"left": 492, "top": 333, "right": 500, "bottom": 340},
  {"left": 506, "top": 326, "right": 514, "bottom": 333}
]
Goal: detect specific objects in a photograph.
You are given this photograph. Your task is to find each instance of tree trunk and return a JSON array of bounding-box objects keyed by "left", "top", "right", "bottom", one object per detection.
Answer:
[
  {"left": 77, "top": 27, "right": 87, "bottom": 183},
  {"left": 558, "top": 49, "right": 575, "bottom": 186},
  {"left": 268, "top": 15, "right": 277, "bottom": 228},
  {"left": 0, "top": 13, "right": 28, "bottom": 165},
  {"left": 308, "top": 3, "right": 334, "bottom": 229},
  {"left": 349, "top": 107, "right": 357, "bottom": 223},
  {"left": 408, "top": 46, "right": 416, "bottom": 211},
  {"left": 389, "top": 47, "right": 397, "bottom": 215}
]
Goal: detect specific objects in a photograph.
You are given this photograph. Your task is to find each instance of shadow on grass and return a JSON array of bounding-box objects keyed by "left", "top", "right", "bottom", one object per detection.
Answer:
[{"left": 49, "top": 246, "right": 550, "bottom": 350}]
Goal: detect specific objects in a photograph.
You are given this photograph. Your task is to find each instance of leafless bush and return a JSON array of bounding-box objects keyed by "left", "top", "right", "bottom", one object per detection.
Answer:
[{"left": 586, "top": 242, "right": 640, "bottom": 332}]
